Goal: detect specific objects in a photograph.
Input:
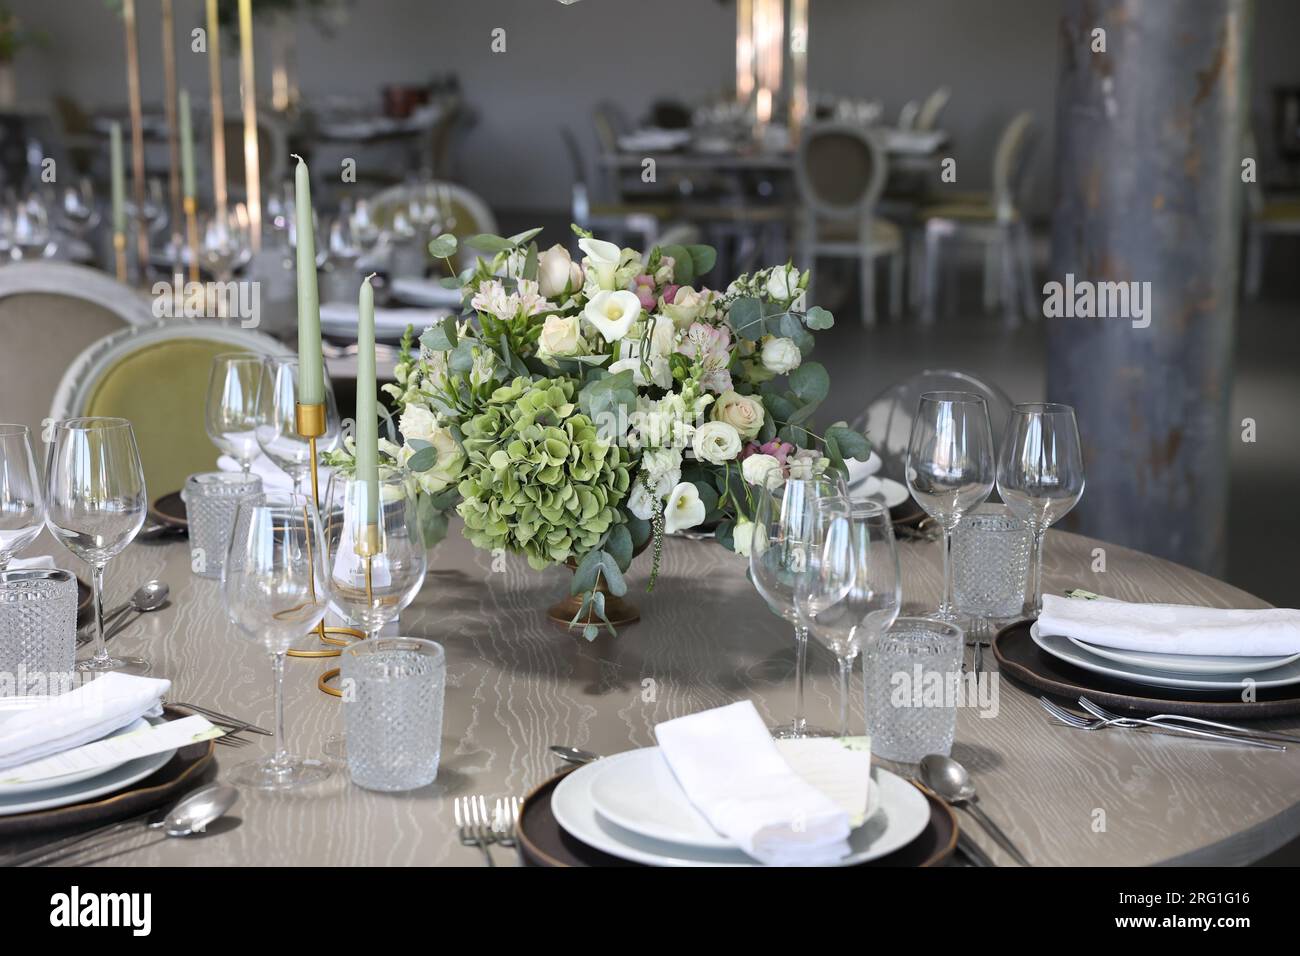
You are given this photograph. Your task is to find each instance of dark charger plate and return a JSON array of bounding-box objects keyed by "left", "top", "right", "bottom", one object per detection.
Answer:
[
  {"left": 150, "top": 491, "right": 188, "bottom": 529},
  {"left": 516, "top": 769, "right": 957, "bottom": 867},
  {"left": 994, "top": 620, "right": 1300, "bottom": 719}
]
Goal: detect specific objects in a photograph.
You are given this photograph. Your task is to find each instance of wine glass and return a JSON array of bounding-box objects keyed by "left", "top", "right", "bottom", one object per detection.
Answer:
[
  {"left": 223, "top": 491, "right": 332, "bottom": 790},
  {"left": 806, "top": 501, "right": 902, "bottom": 739},
  {"left": 44, "top": 418, "right": 148, "bottom": 674},
  {"left": 997, "top": 402, "right": 1086, "bottom": 617},
  {"left": 255, "top": 357, "right": 342, "bottom": 494},
  {"left": 199, "top": 211, "right": 252, "bottom": 283},
  {"left": 206, "top": 353, "right": 264, "bottom": 474},
  {"left": 905, "top": 391, "right": 994, "bottom": 622},
  {"left": 10, "top": 195, "right": 52, "bottom": 260},
  {"left": 750, "top": 472, "right": 849, "bottom": 739},
  {"left": 0, "top": 424, "right": 44, "bottom": 570}
]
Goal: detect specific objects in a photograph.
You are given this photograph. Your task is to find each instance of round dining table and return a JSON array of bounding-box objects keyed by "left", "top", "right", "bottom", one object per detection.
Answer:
[{"left": 16, "top": 523, "right": 1300, "bottom": 867}]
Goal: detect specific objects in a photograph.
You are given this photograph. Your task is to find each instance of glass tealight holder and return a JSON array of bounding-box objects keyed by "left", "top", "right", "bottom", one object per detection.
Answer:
[{"left": 182, "top": 472, "right": 263, "bottom": 580}]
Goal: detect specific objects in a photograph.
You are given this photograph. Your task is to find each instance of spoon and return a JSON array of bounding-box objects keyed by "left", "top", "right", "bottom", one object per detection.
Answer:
[
  {"left": 549, "top": 745, "right": 601, "bottom": 766},
  {"left": 12, "top": 784, "right": 239, "bottom": 867},
  {"left": 918, "top": 754, "right": 1031, "bottom": 866},
  {"left": 80, "top": 581, "right": 170, "bottom": 645}
]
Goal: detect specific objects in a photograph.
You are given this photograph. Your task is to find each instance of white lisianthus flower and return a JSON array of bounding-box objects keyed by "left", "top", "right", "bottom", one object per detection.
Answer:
[
  {"left": 584, "top": 290, "right": 642, "bottom": 342},
  {"left": 692, "top": 420, "right": 742, "bottom": 465},
  {"left": 741, "top": 453, "right": 783, "bottom": 489},
  {"left": 732, "top": 517, "right": 756, "bottom": 557},
  {"left": 627, "top": 478, "right": 657, "bottom": 520},
  {"left": 537, "top": 314, "right": 586, "bottom": 365},
  {"left": 647, "top": 314, "right": 677, "bottom": 356},
  {"left": 786, "top": 448, "right": 830, "bottom": 481},
  {"left": 761, "top": 336, "right": 802, "bottom": 374},
  {"left": 712, "top": 390, "right": 765, "bottom": 440},
  {"left": 578, "top": 237, "right": 623, "bottom": 290},
  {"left": 664, "top": 481, "right": 706, "bottom": 534},
  {"left": 537, "top": 244, "right": 583, "bottom": 299},
  {"left": 640, "top": 446, "right": 683, "bottom": 498}
]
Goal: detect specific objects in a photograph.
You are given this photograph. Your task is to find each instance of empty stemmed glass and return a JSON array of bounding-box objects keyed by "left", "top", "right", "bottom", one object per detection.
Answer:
[
  {"left": 750, "top": 472, "right": 849, "bottom": 739},
  {"left": 223, "top": 491, "right": 332, "bottom": 790},
  {"left": 255, "top": 357, "right": 342, "bottom": 494},
  {"left": 198, "top": 211, "right": 252, "bottom": 283},
  {"left": 44, "top": 418, "right": 148, "bottom": 674},
  {"left": 10, "top": 196, "right": 52, "bottom": 260},
  {"left": 0, "top": 424, "right": 44, "bottom": 570},
  {"left": 997, "top": 402, "right": 1086, "bottom": 617},
  {"left": 805, "top": 501, "right": 902, "bottom": 739},
  {"left": 905, "top": 391, "right": 994, "bottom": 623},
  {"left": 321, "top": 472, "right": 427, "bottom": 756},
  {"left": 206, "top": 353, "right": 264, "bottom": 474}
]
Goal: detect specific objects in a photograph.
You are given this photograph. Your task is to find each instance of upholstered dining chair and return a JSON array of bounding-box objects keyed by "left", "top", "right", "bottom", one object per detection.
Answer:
[
  {"left": 368, "top": 180, "right": 498, "bottom": 275},
  {"left": 48, "top": 320, "right": 291, "bottom": 499},
  {"left": 915, "top": 87, "right": 952, "bottom": 132},
  {"left": 0, "top": 262, "right": 155, "bottom": 440},
  {"left": 916, "top": 111, "right": 1037, "bottom": 325},
  {"left": 794, "top": 122, "right": 904, "bottom": 325},
  {"left": 851, "top": 368, "right": 1014, "bottom": 486},
  {"left": 1243, "top": 130, "right": 1300, "bottom": 300}
]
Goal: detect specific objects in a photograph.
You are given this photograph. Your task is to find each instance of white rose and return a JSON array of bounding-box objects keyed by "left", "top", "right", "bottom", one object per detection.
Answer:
[
  {"left": 692, "top": 420, "right": 742, "bottom": 465},
  {"left": 765, "top": 264, "right": 803, "bottom": 303},
  {"left": 578, "top": 236, "right": 622, "bottom": 290},
  {"left": 584, "top": 289, "right": 642, "bottom": 342},
  {"left": 741, "top": 453, "right": 782, "bottom": 489},
  {"left": 400, "top": 424, "right": 465, "bottom": 494},
  {"left": 537, "top": 244, "right": 582, "bottom": 299},
  {"left": 537, "top": 314, "right": 584, "bottom": 363},
  {"left": 664, "top": 481, "right": 706, "bottom": 534},
  {"left": 398, "top": 404, "right": 438, "bottom": 444},
  {"left": 661, "top": 286, "right": 711, "bottom": 328},
  {"left": 647, "top": 313, "right": 677, "bottom": 356},
  {"left": 712, "top": 390, "right": 765, "bottom": 440},
  {"left": 761, "top": 336, "right": 802, "bottom": 374},
  {"left": 732, "top": 517, "right": 756, "bottom": 557}
]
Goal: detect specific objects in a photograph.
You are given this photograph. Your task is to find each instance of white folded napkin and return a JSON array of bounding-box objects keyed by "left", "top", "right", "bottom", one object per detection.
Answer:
[
  {"left": 0, "top": 672, "right": 171, "bottom": 770},
  {"left": 217, "top": 453, "right": 295, "bottom": 491},
  {"left": 1039, "top": 594, "right": 1300, "bottom": 658},
  {"left": 654, "top": 701, "right": 851, "bottom": 866}
]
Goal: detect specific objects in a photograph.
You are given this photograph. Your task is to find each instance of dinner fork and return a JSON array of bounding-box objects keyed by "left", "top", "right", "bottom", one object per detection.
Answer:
[
  {"left": 493, "top": 796, "right": 521, "bottom": 849},
  {"left": 1078, "top": 697, "right": 1300, "bottom": 746},
  {"left": 168, "top": 701, "right": 272, "bottom": 737},
  {"left": 1039, "top": 697, "right": 1285, "bottom": 751},
  {"left": 454, "top": 795, "right": 495, "bottom": 866}
]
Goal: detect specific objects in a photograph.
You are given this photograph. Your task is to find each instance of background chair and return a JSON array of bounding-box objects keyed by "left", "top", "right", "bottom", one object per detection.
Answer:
[
  {"left": 794, "top": 122, "right": 904, "bottom": 325},
  {"left": 851, "top": 368, "right": 1013, "bottom": 485},
  {"left": 917, "top": 110, "right": 1037, "bottom": 325},
  {"left": 49, "top": 320, "right": 290, "bottom": 497},
  {"left": 367, "top": 180, "right": 497, "bottom": 276},
  {"left": 915, "top": 86, "right": 952, "bottom": 132},
  {"left": 1243, "top": 130, "right": 1300, "bottom": 299},
  {"left": 0, "top": 262, "right": 155, "bottom": 439}
]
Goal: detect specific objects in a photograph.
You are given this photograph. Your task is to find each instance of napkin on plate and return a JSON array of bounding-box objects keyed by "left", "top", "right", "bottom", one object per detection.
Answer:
[
  {"left": 217, "top": 453, "right": 300, "bottom": 491},
  {"left": 654, "top": 701, "right": 852, "bottom": 866},
  {"left": 1039, "top": 594, "right": 1300, "bottom": 658},
  {"left": 0, "top": 673, "right": 171, "bottom": 771}
]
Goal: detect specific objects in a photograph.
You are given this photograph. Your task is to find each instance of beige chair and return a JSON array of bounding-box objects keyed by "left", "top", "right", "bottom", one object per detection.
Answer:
[
  {"left": 915, "top": 87, "right": 952, "bottom": 132},
  {"left": 368, "top": 180, "right": 498, "bottom": 276},
  {"left": 917, "top": 111, "right": 1037, "bottom": 325},
  {"left": 794, "top": 122, "right": 904, "bottom": 325},
  {"left": 0, "top": 262, "right": 155, "bottom": 440},
  {"left": 1243, "top": 131, "right": 1300, "bottom": 299},
  {"left": 49, "top": 320, "right": 291, "bottom": 498}
]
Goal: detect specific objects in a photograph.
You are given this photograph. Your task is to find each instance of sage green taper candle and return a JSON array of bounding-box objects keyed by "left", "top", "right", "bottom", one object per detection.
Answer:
[
  {"left": 109, "top": 122, "right": 126, "bottom": 234},
  {"left": 355, "top": 274, "right": 380, "bottom": 528},
  {"left": 292, "top": 155, "right": 324, "bottom": 407},
  {"left": 178, "top": 89, "right": 195, "bottom": 200}
]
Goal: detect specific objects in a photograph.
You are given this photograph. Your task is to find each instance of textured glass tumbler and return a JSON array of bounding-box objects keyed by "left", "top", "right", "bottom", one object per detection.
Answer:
[
  {"left": 0, "top": 569, "right": 77, "bottom": 688},
  {"left": 864, "top": 617, "right": 964, "bottom": 763},
  {"left": 183, "top": 472, "right": 263, "bottom": 580},
  {"left": 341, "top": 637, "right": 445, "bottom": 792},
  {"left": 952, "top": 504, "right": 1030, "bottom": 619}
]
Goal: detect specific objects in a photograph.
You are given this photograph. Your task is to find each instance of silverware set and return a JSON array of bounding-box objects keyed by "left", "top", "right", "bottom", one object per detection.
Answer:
[
  {"left": 453, "top": 795, "right": 520, "bottom": 866},
  {"left": 77, "top": 579, "right": 170, "bottom": 647},
  {"left": 1039, "top": 696, "right": 1291, "bottom": 751}
]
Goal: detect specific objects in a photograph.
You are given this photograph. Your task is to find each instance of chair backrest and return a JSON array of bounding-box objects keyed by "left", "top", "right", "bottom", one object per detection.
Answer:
[
  {"left": 992, "top": 111, "right": 1035, "bottom": 219},
  {"left": 592, "top": 101, "right": 630, "bottom": 154},
  {"left": 915, "top": 87, "right": 952, "bottom": 132},
  {"left": 795, "top": 122, "right": 888, "bottom": 222},
  {"left": 852, "top": 368, "right": 1014, "bottom": 484},
  {"left": 1244, "top": 127, "right": 1265, "bottom": 217},
  {"left": 896, "top": 100, "right": 920, "bottom": 131},
  {"left": 49, "top": 320, "right": 291, "bottom": 498},
  {"left": 368, "top": 181, "right": 498, "bottom": 269},
  {"left": 0, "top": 262, "right": 155, "bottom": 439}
]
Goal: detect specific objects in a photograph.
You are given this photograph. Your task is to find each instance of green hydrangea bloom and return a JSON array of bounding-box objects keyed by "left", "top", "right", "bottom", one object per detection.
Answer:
[{"left": 456, "top": 377, "right": 631, "bottom": 570}]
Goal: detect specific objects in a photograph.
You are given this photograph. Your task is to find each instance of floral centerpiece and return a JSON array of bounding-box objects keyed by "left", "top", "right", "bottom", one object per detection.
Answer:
[{"left": 327, "top": 227, "right": 870, "bottom": 639}]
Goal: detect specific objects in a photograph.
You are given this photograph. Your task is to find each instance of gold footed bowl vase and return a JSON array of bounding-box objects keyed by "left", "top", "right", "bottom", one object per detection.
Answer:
[{"left": 545, "top": 541, "right": 649, "bottom": 632}]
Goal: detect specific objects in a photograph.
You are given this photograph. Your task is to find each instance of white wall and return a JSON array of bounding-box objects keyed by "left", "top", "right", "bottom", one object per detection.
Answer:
[{"left": 5, "top": 0, "right": 1296, "bottom": 216}]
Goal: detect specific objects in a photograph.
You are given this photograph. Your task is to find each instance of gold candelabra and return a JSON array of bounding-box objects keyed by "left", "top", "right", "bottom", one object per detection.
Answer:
[
  {"left": 113, "top": 232, "right": 128, "bottom": 283},
  {"left": 183, "top": 196, "right": 200, "bottom": 285}
]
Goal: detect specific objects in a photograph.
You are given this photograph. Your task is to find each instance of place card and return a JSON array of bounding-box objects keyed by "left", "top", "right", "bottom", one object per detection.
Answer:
[
  {"left": 774, "top": 737, "right": 873, "bottom": 825},
  {"left": 0, "top": 715, "right": 223, "bottom": 786}
]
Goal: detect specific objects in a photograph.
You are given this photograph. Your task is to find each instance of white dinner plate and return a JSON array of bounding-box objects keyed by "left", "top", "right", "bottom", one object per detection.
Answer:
[
  {"left": 0, "top": 741, "right": 175, "bottom": 817},
  {"left": 1064, "top": 636, "right": 1300, "bottom": 676},
  {"left": 1031, "top": 623, "right": 1300, "bottom": 691},
  {"left": 0, "top": 699, "right": 150, "bottom": 797},
  {"left": 587, "top": 746, "right": 880, "bottom": 851},
  {"left": 389, "top": 277, "right": 466, "bottom": 309},
  {"left": 553, "top": 751, "right": 927, "bottom": 867}
]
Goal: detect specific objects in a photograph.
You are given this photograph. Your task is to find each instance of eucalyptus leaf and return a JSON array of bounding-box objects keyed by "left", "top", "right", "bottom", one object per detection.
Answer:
[
  {"left": 625, "top": 514, "right": 651, "bottom": 549},
  {"left": 606, "top": 523, "right": 633, "bottom": 572},
  {"left": 465, "top": 233, "right": 514, "bottom": 254},
  {"left": 571, "top": 548, "right": 603, "bottom": 596},
  {"left": 598, "top": 552, "right": 627, "bottom": 597},
  {"left": 427, "top": 233, "right": 458, "bottom": 259},
  {"left": 407, "top": 445, "right": 437, "bottom": 472},
  {"left": 825, "top": 424, "right": 871, "bottom": 461},
  {"left": 789, "top": 362, "right": 830, "bottom": 405},
  {"left": 728, "top": 297, "right": 766, "bottom": 341},
  {"left": 686, "top": 244, "right": 717, "bottom": 276},
  {"left": 508, "top": 227, "right": 544, "bottom": 247},
  {"left": 804, "top": 305, "right": 835, "bottom": 330}
]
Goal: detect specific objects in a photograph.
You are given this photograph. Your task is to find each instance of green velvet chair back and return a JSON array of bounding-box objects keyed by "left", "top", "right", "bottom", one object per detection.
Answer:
[{"left": 82, "top": 340, "right": 254, "bottom": 498}]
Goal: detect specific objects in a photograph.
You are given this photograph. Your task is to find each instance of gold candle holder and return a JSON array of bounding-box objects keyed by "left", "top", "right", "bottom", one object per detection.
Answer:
[
  {"left": 287, "top": 401, "right": 364, "bottom": 662},
  {"left": 183, "top": 196, "right": 200, "bottom": 285},
  {"left": 113, "top": 232, "right": 128, "bottom": 283}
]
